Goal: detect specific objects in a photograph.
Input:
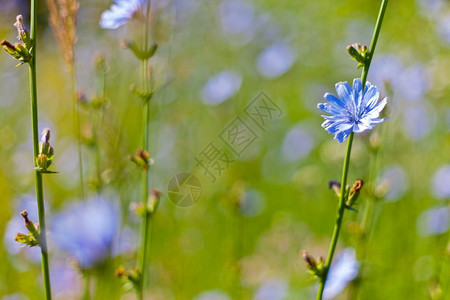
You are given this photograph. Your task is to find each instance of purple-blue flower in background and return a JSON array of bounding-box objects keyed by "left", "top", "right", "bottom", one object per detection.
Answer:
[
  {"left": 323, "top": 248, "right": 360, "bottom": 299},
  {"left": 100, "top": 0, "right": 145, "bottom": 29},
  {"left": 318, "top": 78, "right": 387, "bottom": 143},
  {"left": 51, "top": 198, "right": 120, "bottom": 269},
  {"left": 416, "top": 206, "right": 449, "bottom": 237}
]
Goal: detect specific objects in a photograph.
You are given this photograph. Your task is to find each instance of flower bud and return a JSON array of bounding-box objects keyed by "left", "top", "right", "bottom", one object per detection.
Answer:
[
  {"left": 347, "top": 43, "right": 368, "bottom": 69},
  {"left": 36, "top": 154, "right": 50, "bottom": 170},
  {"left": 329, "top": 180, "right": 341, "bottom": 197},
  {"left": 1, "top": 40, "right": 19, "bottom": 57},
  {"left": 115, "top": 266, "right": 141, "bottom": 290},
  {"left": 15, "top": 233, "right": 39, "bottom": 247},
  {"left": 1, "top": 40, "right": 29, "bottom": 63},
  {"left": 40, "top": 128, "right": 50, "bottom": 144},
  {"left": 14, "top": 15, "right": 31, "bottom": 49},
  {"left": 15, "top": 211, "right": 40, "bottom": 247},
  {"left": 14, "top": 43, "right": 32, "bottom": 61},
  {"left": 21, "top": 210, "right": 40, "bottom": 238},
  {"left": 302, "top": 250, "right": 317, "bottom": 270},
  {"left": 302, "top": 250, "right": 325, "bottom": 278},
  {"left": 36, "top": 128, "right": 54, "bottom": 172},
  {"left": 346, "top": 179, "right": 364, "bottom": 208},
  {"left": 2, "top": 16, "right": 32, "bottom": 66},
  {"left": 129, "top": 149, "right": 153, "bottom": 171},
  {"left": 148, "top": 189, "right": 161, "bottom": 215}
]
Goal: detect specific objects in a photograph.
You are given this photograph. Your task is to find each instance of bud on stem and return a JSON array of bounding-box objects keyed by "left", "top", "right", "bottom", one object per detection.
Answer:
[
  {"left": 1, "top": 15, "right": 33, "bottom": 66},
  {"left": 302, "top": 250, "right": 325, "bottom": 278},
  {"left": 36, "top": 128, "right": 55, "bottom": 172}
]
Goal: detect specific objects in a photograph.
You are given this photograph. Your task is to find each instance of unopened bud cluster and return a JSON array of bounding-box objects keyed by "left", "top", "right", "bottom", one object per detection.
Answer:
[
  {"left": 347, "top": 43, "right": 368, "bottom": 69},
  {"left": 302, "top": 251, "right": 325, "bottom": 279},
  {"left": 1, "top": 15, "right": 33, "bottom": 66},
  {"left": 129, "top": 149, "right": 154, "bottom": 171},
  {"left": 115, "top": 265, "right": 141, "bottom": 291},
  {"left": 329, "top": 179, "right": 364, "bottom": 210},
  {"left": 14, "top": 211, "right": 40, "bottom": 247},
  {"left": 36, "top": 128, "right": 55, "bottom": 172},
  {"left": 130, "top": 189, "right": 161, "bottom": 218}
]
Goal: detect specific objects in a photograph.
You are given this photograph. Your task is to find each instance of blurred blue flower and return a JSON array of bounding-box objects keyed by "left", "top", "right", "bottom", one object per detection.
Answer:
[
  {"left": 50, "top": 260, "right": 82, "bottom": 298},
  {"left": 254, "top": 278, "right": 289, "bottom": 300},
  {"left": 257, "top": 43, "right": 296, "bottom": 79},
  {"left": 416, "top": 0, "right": 445, "bottom": 17},
  {"left": 202, "top": 71, "right": 242, "bottom": 105},
  {"left": 1, "top": 293, "right": 29, "bottom": 300},
  {"left": 397, "top": 66, "right": 430, "bottom": 102},
  {"left": 323, "top": 248, "right": 360, "bottom": 300},
  {"left": 318, "top": 79, "right": 387, "bottom": 143},
  {"left": 100, "top": 0, "right": 144, "bottom": 29},
  {"left": 417, "top": 206, "right": 449, "bottom": 237},
  {"left": 402, "top": 103, "right": 435, "bottom": 141},
  {"left": 51, "top": 198, "right": 120, "bottom": 269},
  {"left": 432, "top": 164, "right": 450, "bottom": 199},
  {"left": 369, "top": 55, "right": 403, "bottom": 92},
  {"left": 282, "top": 124, "right": 314, "bottom": 162},
  {"left": 438, "top": 15, "right": 450, "bottom": 44},
  {"left": 445, "top": 107, "right": 450, "bottom": 131},
  {"left": 240, "top": 189, "right": 266, "bottom": 217},
  {"left": 194, "top": 289, "right": 231, "bottom": 300},
  {"left": 219, "top": 0, "right": 257, "bottom": 44},
  {"left": 377, "top": 165, "right": 409, "bottom": 202}
]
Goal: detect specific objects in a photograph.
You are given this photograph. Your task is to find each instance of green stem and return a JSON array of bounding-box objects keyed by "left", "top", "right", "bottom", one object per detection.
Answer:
[
  {"left": 316, "top": 2, "right": 388, "bottom": 299},
  {"left": 83, "top": 275, "right": 90, "bottom": 300},
  {"left": 350, "top": 149, "right": 379, "bottom": 300},
  {"left": 316, "top": 132, "right": 354, "bottom": 300},
  {"left": 361, "top": 0, "right": 389, "bottom": 87},
  {"left": 138, "top": 1, "right": 152, "bottom": 299},
  {"left": 69, "top": 66, "right": 85, "bottom": 199},
  {"left": 139, "top": 96, "right": 151, "bottom": 300},
  {"left": 29, "top": 1, "right": 52, "bottom": 299}
]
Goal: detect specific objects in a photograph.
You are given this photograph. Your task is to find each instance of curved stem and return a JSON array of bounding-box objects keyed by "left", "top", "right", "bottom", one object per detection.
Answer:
[
  {"left": 316, "top": 132, "right": 354, "bottom": 300},
  {"left": 29, "top": 0, "right": 52, "bottom": 299}
]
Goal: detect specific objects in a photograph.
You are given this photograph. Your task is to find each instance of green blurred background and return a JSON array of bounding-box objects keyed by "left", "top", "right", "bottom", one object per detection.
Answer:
[{"left": 0, "top": 0, "right": 449, "bottom": 299}]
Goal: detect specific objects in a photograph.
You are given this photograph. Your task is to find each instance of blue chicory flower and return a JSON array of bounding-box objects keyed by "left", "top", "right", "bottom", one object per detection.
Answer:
[
  {"left": 100, "top": 0, "right": 145, "bottom": 30},
  {"left": 318, "top": 78, "right": 387, "bottom": 143},
  {"left": 51, "top": 198, "right": 120, "bottom": 269}
]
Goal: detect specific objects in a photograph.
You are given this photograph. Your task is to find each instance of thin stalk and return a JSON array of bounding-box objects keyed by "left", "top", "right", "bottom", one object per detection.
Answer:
[
  {"left": 29, "top": 0, "right": 52, "bottom": 299},
  {"left": 315, "top": 2, "right": 388, "bottom": 299},
  {"left": 83, "top": 275, "right": 90, "bottom": 300},
  {"left": 138, "top": 1, "right": 152, "bottom": 299},
  {"left": 139, "top": 96, "right": 151, "bottom": 299},
  {"left": 69, "top": 66, "right": 85, "bottom": 199},
  {"left": 316, "top": 132, "right": 354, "bottom": 300},
  {"left": 361, "top": 0, "right": 389, "bottom": 87},
  {"left": 350, "top": 148, "right": 379, "bottom": 300}
]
